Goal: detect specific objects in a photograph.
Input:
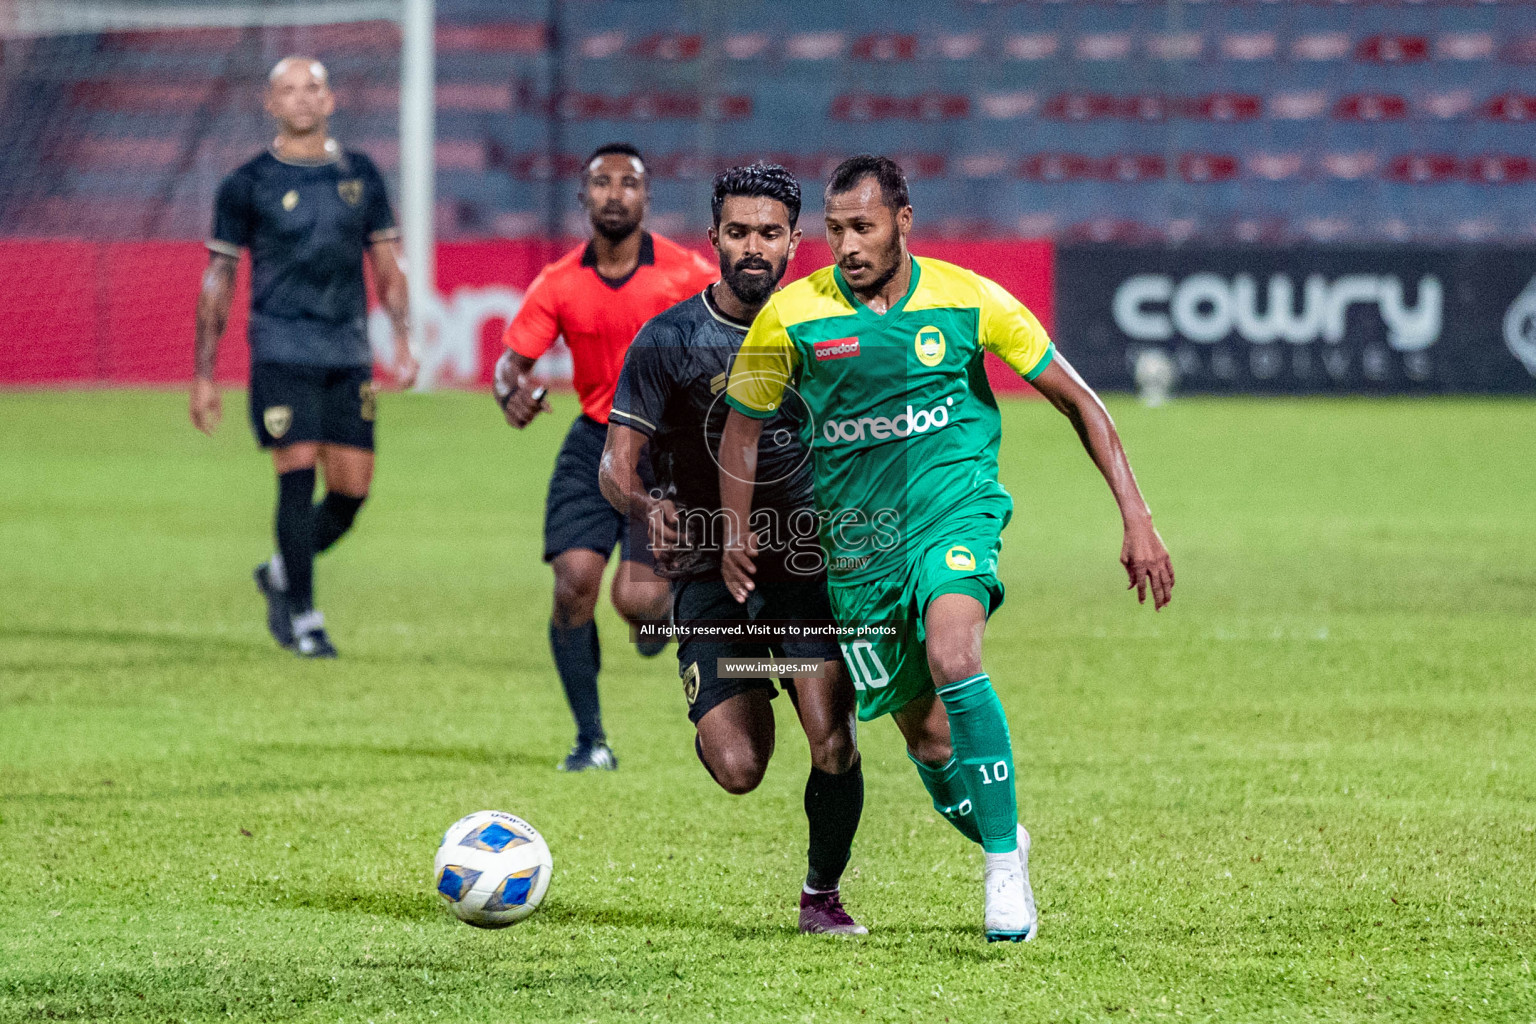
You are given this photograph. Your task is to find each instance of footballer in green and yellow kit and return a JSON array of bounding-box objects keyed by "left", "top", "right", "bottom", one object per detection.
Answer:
[
  {"left": 726, "top": 249, "right": 1053, "bottom": 721},
  {"left": 719, "top": 155, "right": 1175, "bottom": 942}
]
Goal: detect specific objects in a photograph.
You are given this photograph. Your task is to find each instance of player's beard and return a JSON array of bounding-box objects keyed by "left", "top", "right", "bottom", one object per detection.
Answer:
[
  {"left": 591, "top": 204, "right": 643, "bottom": 244},
  {"left": 720, "top": 253, "right": 786, "bottom": 306},
  {"left": 841, "top": 234, "right": 904, "bottom": 299}
]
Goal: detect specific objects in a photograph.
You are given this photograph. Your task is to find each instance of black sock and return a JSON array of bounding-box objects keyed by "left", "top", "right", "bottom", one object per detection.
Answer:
[
  {"left": 550, "top": 620, "right": 603, "bottom": 745},
  {"left": 276, "top": 468, "right": 317, "bottom": 614},
  {"left": 313, "top": 492, "right": 366, "bottom": 555},
  {"left": 804, "top": 756, "right": 863, "bottom": 892}
]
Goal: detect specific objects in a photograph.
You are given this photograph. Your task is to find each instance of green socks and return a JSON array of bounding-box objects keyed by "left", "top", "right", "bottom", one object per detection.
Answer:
[
  {"left": 935, "top": 672, "right": 1018, "bottom": 854},
  {"left": 908, "top": 752, "right": 983, "bottom": 844}
]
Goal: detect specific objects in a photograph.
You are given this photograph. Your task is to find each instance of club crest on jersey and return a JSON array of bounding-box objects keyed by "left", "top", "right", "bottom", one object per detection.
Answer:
[
  {"left": 944, "top": 545, "right": 976, "bottom": 571},
  {"left": 915, "top": 326, "right": 946, "bottom": 367},
  {"left": 281, "top": 190, "right": 299, "bottom": 211},
  {"left": 264, "top": 406, "right": 292, "bottom": 439},
  {"left": 338, "top": 179, "right": 363, "bottom": 206},
  {"left": 814, "top": 337, "right": 860, "bottom": 361}
]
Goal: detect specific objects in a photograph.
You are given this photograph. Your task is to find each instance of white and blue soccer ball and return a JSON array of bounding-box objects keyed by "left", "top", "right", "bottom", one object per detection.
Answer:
[{"left": 433, "top": 810, "right": 553, "bottom": 928}]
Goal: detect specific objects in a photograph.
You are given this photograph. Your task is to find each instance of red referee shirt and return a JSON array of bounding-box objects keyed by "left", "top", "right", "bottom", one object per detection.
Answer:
[{"left": 504, "top": 232, "right": 718, "bottom": 423}]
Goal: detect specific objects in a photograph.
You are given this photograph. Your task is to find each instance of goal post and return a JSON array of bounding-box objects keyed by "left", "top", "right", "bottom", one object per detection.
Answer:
[{"left": 399, "top": 0, "right": 434, "bottom": 338}]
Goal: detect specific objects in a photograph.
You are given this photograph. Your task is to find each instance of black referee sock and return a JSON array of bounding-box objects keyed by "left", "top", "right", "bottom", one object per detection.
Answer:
[
  {"left": 313, "top": 492, "right": 366, "bottom": 555},
  {"left": 550, "top": 620, "right": 604, "bottom": 746},
  {"left": 276, "top": 467, "right": 317, "bottom": 615},
  {"left": 804, "top": 756, "right": 864, "bottom": 892}
]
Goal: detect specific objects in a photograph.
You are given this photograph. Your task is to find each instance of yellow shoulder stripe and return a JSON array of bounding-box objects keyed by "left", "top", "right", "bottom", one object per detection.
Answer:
[
  {"left": 906, "top": 257, "right": 1054, "bottom": 378},
  {"left": 906, "top": 256, "right": 986, "bottom": 313},
  {"left": 766, "top": 267, "right": 856, "bottom": 327}
]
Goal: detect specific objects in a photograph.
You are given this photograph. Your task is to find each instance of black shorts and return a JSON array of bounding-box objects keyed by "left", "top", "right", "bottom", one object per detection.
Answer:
[
  {"left": 674, "top": 576, "right": 844, "bottom": 724},
  {"left": 544, "top": 414, "right": 653, "bottom": 566},
  {"left": 249, "top": 362, "right": 375, "bottom": 451}
]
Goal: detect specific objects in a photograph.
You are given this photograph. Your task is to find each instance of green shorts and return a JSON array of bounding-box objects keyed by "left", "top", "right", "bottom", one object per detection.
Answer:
[{"left": 827, "top": 508, "right": 1008, "bottom": 721}]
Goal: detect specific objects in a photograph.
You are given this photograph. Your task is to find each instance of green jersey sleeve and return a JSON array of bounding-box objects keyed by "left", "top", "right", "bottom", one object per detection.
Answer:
[
  {"left": 724, "top": 298, "right": 801, "bottom": 419},
  {"left": 977, "top": 275, "right": 1055, "bottom": 381}
]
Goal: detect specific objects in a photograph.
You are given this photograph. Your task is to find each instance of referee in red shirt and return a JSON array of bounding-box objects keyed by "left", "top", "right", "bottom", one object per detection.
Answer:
[{"left": 495, "top": 143, "right": 717, "bottom": 772}]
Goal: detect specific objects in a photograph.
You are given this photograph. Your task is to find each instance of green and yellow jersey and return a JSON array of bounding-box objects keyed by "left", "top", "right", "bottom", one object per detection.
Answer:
[{"left": 725, "top": 255, "right": 1054, "bottom": 583}]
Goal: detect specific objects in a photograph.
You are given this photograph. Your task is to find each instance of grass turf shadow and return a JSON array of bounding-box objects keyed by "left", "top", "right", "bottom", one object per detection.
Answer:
[
  {"left": 0, "top": 625, "right": 271, "bottom": 670},
  {"left": 231, "top": 883, "right": 446, "bottom": 922},
  {"left": 254, "top": 740, "right": 556, "bottom": 771}
]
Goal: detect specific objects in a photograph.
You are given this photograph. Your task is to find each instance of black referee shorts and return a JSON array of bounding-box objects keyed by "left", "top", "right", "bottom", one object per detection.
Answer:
[
  {"left": 544, "top": 414, "right": 654, "bottom": 567},
  {"left": 249, "top": 362, "right": 375, "bottom": 451},
  {"left": 673, "top": 575, "right": 843, "bottom": 724}
]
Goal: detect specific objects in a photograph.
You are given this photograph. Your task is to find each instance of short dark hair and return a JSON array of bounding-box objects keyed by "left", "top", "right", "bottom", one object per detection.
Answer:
[
  {"left": 711, "top": 162, "right": 802, "bottom": 228},
  {"left": 583, "top": 142, "right": 646, "bottom": 176},
  {"left": 825, "top": 154, "right": 909, "bottom": 211}
]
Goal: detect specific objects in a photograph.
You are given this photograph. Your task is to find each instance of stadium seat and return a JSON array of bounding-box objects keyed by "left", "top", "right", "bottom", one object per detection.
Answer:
[{"left": 7, "top": 0, "right": 1536, "bottom": 242}]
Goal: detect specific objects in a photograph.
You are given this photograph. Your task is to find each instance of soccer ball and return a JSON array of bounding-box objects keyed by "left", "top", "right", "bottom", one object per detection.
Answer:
[{"left": 433, "top": 810, "right": 553, "bottom": 928}]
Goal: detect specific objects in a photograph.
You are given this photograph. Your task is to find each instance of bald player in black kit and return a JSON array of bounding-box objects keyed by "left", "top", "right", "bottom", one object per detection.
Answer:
[{"left": 191, "top": 57, "right": 418, "bottom": 658}]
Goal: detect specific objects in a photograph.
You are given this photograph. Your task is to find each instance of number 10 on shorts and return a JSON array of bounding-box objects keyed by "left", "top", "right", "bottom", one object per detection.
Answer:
[{"left": 839, "top": 640, "right": 890, "bottom": 691}]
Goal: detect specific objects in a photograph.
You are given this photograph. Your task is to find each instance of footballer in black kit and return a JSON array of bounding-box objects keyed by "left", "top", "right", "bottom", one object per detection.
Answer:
[
  {"left": 191, "top": 57, "right": 418, "bottom": 658},
  {"left": 599, "top": 164, "right": 867, "bottom": 935}
]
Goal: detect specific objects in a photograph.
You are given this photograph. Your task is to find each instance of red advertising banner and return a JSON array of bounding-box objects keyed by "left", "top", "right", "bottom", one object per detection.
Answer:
[
  {"left": 0, "top": 238, "right": 1053, "bottom": 392},
  {"left": 0, "top": 240, "right": 253, "bottom": 386}
]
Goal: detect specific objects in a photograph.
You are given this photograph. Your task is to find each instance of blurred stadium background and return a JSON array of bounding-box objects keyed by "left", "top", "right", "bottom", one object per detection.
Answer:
[
  {"left": 4, "top": 7, "right": 1535, "bottom": 1019},
  {"left": 4, "top": 0, "right": 1536, "bottom": 395}
]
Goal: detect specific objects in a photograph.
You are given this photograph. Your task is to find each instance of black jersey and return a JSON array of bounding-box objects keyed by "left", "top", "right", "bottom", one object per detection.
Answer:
[
  {"left": 611, "top": 287, "right": 818, "bottom": 579},
  {"left": 209, "top": 147, "right": 397, "bottom": 368}
]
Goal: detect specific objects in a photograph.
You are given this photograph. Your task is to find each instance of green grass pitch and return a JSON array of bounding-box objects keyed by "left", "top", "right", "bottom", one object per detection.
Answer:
[{"left": 1, "top": 389, "right": 1533, "bottom": 1023}]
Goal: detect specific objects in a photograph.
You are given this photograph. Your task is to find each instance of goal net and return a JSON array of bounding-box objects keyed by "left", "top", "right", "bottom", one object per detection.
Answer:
[{"left": 0, "top": 1, "right": 404, "bottom": 240}]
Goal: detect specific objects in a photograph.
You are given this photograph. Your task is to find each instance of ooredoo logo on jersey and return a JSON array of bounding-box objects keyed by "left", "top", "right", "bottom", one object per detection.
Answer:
[
  {"left": 821, "top": 398, "right": 955, "bottom": 444},
  {"left": 814, "top": 336, "right": 861, "bottom": 361}
]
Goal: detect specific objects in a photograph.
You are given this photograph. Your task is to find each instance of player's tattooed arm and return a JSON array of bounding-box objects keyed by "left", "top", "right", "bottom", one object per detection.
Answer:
[
  {"left": 717, "top": 409, "right": 764, "bottom": 603},
  {"left": 598, "top": 424, "right": 678, "bottom": 574},
  {"left": 1029, "top": 354, "right": 1175, "bottom": 610},
  {"left": 190, "top": 251, "right": 237, "bottom": 435},
  {"left": 368, "top": 239, "right": 418, "bottom": 388},
  {"left": 492, "top": 350, "right": 552, "bottom": 428},
  {"left": 194, "top": 252, "right": 235, "bottom": 379}
]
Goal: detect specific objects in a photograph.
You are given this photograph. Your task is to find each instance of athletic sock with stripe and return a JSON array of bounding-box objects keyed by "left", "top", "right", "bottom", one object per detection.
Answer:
[
  {"left": 908, "top": 751, "right": 983, "bottom": 845},
  {"left": 936, "top": 672, "right": 1019, "bottom": 854}
]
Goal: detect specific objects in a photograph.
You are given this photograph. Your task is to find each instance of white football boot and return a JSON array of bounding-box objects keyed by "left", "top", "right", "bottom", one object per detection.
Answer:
[
  {"left": 983, "top": 825, "right": 1038, "bottom": 942},
  {"left": 1016, "top": 825, "right": 1038, "bottom": 941}
]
